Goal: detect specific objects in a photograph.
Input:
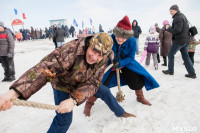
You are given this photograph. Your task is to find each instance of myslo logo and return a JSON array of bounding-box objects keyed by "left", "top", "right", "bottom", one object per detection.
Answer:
[{"left": 172, "top": 126, "right": 197, "bottom": 132}]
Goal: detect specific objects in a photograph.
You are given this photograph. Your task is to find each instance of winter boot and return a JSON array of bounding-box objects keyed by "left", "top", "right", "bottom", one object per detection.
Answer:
[
  {"left": 135, "top": 89, "right": 151, "bottom": 106},
  {"left": 2, "top": 77, "right": 9, "bottom": 82},
  {"left": 83, "top": 96, "right": 97, "bottom": 116},
  {"left": 162, "top": 57, "right": 167, "bottom": 66},
  {"left": 122, "top": 112, "right": 136, "bottom": 118},
  {"left": 2, "top": 76, "right": 15, "bottom": 82}
]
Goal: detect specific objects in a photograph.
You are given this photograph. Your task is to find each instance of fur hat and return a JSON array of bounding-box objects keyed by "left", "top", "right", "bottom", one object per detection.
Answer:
[
  {"left": 170, "top": 5, "right": 179, "bottom": 12},
  {"left": 89, "top": 32, "right": 113, "bottom": 57},
  {"left": 113, "top": 16, "right": 133, "bottom": 39}
]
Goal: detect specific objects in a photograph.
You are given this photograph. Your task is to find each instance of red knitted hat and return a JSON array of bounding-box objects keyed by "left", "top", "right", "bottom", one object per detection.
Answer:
[{"left": 113, "top": 15, "right": 133, "bottom": 39}]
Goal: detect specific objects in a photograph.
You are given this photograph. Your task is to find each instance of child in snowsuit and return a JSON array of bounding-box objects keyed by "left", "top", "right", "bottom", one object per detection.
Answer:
[
  {"left": 188, "top": 36, "right": 200, "bottom": 65},
  {"left": 145, "top": 26, "right": 160, "bottom": 70}
]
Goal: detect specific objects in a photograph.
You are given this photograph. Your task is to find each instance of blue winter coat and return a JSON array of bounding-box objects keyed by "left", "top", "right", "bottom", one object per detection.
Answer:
[{"left": 102, "top": 34, "right": 160, "bottom": 91}]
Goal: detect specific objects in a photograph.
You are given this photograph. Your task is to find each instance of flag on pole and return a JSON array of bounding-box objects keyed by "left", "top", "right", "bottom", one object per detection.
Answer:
[
  {"left": 22, "top": 13, "right": 26, "bottom": 19},
  {"left": 73, "top": 19, "right": 78, "bottom": 27},
  {"left": 14, "top": 8, "right": 17, "bottom": 15},
  {"left": 90, "top": 18, "right": 92, "bottom": 25},
  {"left": 82, "top": 21, "right": 84, "bottom": 29}
]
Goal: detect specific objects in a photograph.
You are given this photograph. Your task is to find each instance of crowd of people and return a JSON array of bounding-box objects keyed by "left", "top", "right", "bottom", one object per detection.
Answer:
[{"left": 0, "top": 4, "right": 199, "bottom": 133}]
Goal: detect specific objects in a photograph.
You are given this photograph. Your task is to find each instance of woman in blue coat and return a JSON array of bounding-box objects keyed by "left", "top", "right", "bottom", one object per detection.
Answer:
[{"left": 84, "top": 16, "right": 160, "bottom": 116}]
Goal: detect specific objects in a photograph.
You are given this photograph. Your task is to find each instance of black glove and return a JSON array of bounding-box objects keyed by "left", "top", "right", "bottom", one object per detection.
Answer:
[{"left": 113, "top": 61, "right": 119, "bottom": 68}]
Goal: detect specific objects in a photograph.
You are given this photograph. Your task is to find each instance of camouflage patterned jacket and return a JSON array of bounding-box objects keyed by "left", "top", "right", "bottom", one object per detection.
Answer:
[{"left": 10, "top": 35, "right": 109, "bottom": 105}]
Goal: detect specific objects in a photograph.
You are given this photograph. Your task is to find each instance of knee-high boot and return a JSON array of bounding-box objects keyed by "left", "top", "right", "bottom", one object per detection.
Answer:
[
  {"left": 83, "top": 96, "right": 97, "bottom": 116},
  {"left": 135, "top": 89, "right": 151, "bottom": 106}
]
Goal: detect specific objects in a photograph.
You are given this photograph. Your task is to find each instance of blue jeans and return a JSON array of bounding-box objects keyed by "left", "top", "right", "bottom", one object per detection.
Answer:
[
  {"left": 168, "top": 44, "right": 195, "bottom": 75},
  {"left": 135, "top": 38, "right": 139, "bottom": 53},
  {"left": 47, "top": 89, "right": 72, "bottom": 133},
  {"left": 47, "top": 84, "right": 125, "bottom": 133},
  {"left": 94, "top": 84, "right": 124, "bottom": 117},
  {"left": 57, "top": 42, "right": 65, "bottom": 47}
]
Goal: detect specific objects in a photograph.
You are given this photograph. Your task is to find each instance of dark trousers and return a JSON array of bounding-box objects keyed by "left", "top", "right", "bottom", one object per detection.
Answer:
[
  {"left": 188, "top": 52, "right": 195, "bottom": 65},
  {"left": 163, "top": 56, "right": 167, "bottom": 65},
  {"left": 104, "top": 67, "right": 144, "bottom": 90},
  {"left": 168, "top": 44, "right": 195, "bottom": 74},
  {"left": 0, "top": 56, "right": 15, "bottom": 78}
]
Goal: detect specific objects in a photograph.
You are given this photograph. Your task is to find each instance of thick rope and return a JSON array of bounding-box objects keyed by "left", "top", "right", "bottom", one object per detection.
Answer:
[
  {"left": 13, "top": 99, "right": 59, "bottom": 110},
  {"left": 13, "top": 64, "right": 114, "bottom": 110},
  {"left": 115, "top": 68, "right": 125, "bottom": 102}
]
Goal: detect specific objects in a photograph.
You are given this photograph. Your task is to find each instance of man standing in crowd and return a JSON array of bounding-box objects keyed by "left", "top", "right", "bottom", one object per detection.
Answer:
[
  {"left": 162, "top": 5, "right": 196, "bottom": 79},
  {"left": 54, "top": 25, "right": 66, "bottom": 47},
  {"left": 0, "top": 21, "right": 15, "bottom": 82},
  {"left": 69, "top": 25, "right": 75, "bottom": 38},
  {"left": 132, "top": 20, "right": 142, "bottom": 54}
]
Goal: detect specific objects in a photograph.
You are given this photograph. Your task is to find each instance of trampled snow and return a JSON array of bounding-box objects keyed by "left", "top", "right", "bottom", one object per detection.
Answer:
[{"left": 0, "top": 35, "right": 199, "bottom": 133}]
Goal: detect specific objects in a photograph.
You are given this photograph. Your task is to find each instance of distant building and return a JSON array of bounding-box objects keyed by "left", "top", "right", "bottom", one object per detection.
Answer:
[{"left": 49, "top": 19, "right": 67, "bottom": 26}]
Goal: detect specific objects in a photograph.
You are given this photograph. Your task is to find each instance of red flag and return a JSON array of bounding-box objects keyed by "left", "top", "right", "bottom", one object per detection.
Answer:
[{"left": 23, "top": 13, "right": 26, "bottom": 19}]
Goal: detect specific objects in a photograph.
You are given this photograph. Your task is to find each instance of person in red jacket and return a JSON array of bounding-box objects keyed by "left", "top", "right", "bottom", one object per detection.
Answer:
[{"left": 0, "top": 21, "right": 15, "bottom": 82}]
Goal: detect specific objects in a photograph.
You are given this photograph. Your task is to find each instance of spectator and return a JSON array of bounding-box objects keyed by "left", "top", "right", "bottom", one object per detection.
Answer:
[
  {"left": 162, "top": 5, "right": 196, "bottom": 79},
  {"left": 0, "top": 21, "right": 15, "bottom": 82},
  {"left": 159, "top": 20, "right": 172, "bottom": 66},
  {"left": 132, "top": 20, "right": 142, "bottom": 54},
  {"left": 54, "top": 25, "right": 65, "bottom": 47}
]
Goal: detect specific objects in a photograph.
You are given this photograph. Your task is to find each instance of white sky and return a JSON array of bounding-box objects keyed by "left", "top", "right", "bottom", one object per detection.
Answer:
[{"left": 1, "top": 0, "right": 200, "bottom": 33}]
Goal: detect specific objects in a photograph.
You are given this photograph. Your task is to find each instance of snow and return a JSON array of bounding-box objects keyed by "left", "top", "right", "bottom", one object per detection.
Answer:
[{"left": 0, "top": 35, "right": 200, "bottom": 133}]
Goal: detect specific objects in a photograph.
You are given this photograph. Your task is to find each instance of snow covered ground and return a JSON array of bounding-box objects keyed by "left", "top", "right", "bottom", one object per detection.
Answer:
[{"left": 0, "top": 35, "right": 200, "bottom": 133}]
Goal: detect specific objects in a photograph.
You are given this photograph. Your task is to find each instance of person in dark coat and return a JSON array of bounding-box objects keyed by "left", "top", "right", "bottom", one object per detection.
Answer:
[
  {"left": 99, "top": 24, "right": 104, "bottom": 32},
  {"left": 64, "top": 25, "right": 69, "bottom": 38},
  {"left": 132, "top": 20, "right": 142, "bottom": 54},
  {"left": 84, "top": 16, "right": 159, "bottom": 117},
  {"left": 30, "top": 27, "right": 35, "bottom": 40},
  {"left": 54, "top": 25, "right": 66, "bottom": 47},
  {"left": 162, "top": 5, "right": 196, "bottom": 78},
  {"left": 69, "top": 25, "right": 75, "bottom": 37},
  {"left": 155, "top": 23, "right": 161, "bottom": 33},
  {"left": 159, "top": 20, "right": 172, "bottom": 66}
]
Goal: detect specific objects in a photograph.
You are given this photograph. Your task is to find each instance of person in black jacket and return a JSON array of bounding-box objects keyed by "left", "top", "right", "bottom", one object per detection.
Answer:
[
  {"left": 69, "top": 25, "right": 75, "bottom": 38},
  {"left": 132, "top": 20, "right": 142, "bottom": 54},
  {"left": 162, "top": 5, "right": 196, "bottom": 79},
  {"left": 54, "top": 25, "right": 66, "bottom": 48}
]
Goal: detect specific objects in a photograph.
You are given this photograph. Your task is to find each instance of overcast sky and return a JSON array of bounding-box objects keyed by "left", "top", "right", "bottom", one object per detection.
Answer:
[{"left": 1, "top": 0, "right": 200, "bottom": 33}]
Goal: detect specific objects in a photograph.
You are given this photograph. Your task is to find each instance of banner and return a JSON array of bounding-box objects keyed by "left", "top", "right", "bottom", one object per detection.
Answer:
[
  {"left": 73, "top": 19, "right": 78, "bottom": 27},
  {"left": 14, "top": 8, "right": 17, "bottom": 15},
  {"left": 23, "top": 13, "right": 26, "bottom": 19}
]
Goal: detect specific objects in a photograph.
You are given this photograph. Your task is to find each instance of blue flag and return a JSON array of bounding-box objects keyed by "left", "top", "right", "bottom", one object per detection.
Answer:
[
  {"left": 73, "top": 19, "right": 78, "bottom": 27},
  {"left": 82, "top": 21, "right": 84, "bottom": 29},
  {"left": 14, "top": 8, "right": 17, "bottom": 15},
  {"left": 90, "top": 18, "right": 92, "bottom": 25}
]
